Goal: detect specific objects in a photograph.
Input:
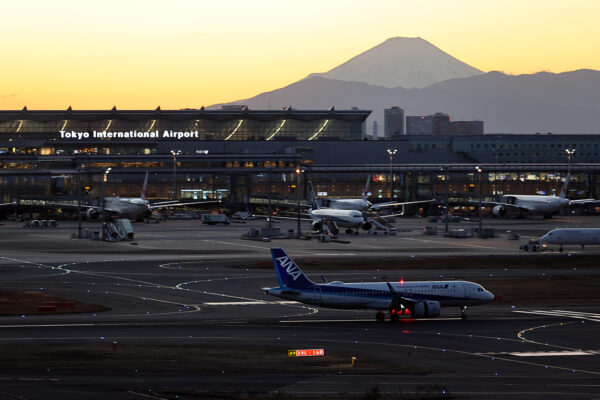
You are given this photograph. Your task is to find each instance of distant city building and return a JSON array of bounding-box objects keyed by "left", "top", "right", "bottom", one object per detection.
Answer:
[
  {"left": 407, "top": 115, "right": 434, "bottom": 135},
  {"left": 384, "top": 106, "right": 404, "bottom": 137},
  {"left": 407, "top": 112, "right": 483, "bottom": 135},
  {"left": 372, "top": 120, "right": 378, "bottom": 140}
]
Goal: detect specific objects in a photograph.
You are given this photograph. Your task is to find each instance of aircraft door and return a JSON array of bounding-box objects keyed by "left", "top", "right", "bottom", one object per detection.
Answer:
[
  {"left": 462, "top": 282, "right": 472, "bottom": 298},
  {"left": 313, "top": 287, "right": 322, "bottom": 304}
]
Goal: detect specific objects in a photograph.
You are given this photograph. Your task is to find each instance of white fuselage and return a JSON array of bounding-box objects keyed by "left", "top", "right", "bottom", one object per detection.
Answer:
[
  {"left": 502, "top": 195, "right": 569, "bottom": 214},
  {"left": 309, "top": 208, "right": 365, "bottom": 228},
  {"left": 104, "top": 197, "right": 149, "bottom": 217},
  {"left": 267, "top": 280, "right": 493, "bottom": 310},
  {"left": 541, "top": 228, "right": 600, "bottom": 245},
  {"left": 326, "top": 198, "right": 371, "bottom": 212}
]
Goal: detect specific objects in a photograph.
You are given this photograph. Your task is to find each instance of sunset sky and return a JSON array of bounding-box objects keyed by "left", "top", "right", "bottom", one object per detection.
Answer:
[{"left": 1, "top": 0, "right": 599, "bottom": 110}]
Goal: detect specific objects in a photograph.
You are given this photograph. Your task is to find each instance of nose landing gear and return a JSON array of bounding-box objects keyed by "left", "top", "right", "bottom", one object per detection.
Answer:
[{"left": 460, "top": 306, "right": 468, "bottom": 319}]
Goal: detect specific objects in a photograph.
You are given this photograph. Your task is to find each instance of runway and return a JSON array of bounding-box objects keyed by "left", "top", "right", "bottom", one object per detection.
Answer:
[{"left": 0, "top": 218, "right": 599, "bottom": 399}]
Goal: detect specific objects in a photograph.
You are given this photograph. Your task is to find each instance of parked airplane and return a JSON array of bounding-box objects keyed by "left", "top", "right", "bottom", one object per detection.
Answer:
[
  {"left": 474, "top": 174, "right": 600, "bottom": 218},
  {"left": 307, "top": 181, "right": 372, "bottom": 233},
  {"left": 54, "top": 172, "right": 218, "bottom": 220},
  {"left": 265, "top": 248, "right": 494, "bottom": 321},
  {"left": 540, "top": 228, "right": 600, "bottom": 252},
  {"left": 319, "top": 175, "right": 433, "bottom": 212}
]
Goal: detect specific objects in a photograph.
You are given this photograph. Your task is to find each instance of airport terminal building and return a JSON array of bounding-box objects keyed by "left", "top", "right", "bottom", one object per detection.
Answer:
[{"left": 1, "top": 108, "right": 600, "bottom": 215}]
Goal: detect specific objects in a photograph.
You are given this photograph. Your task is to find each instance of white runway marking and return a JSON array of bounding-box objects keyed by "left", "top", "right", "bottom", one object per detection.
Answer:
[
  {"left": 203, "top": 300, "right": 297, "bottom": 306},
  {"left": 477, "top": 350, "right": 597, "bottom": 357},
  {"left": 200, "top": 239, "right": 270, "bottom": 250},
  {"left": 514, "top": 309, "right": 600, "bottom": 322},
  {"left": 403, "top": 237, "right": 508, "bottom": 250}
]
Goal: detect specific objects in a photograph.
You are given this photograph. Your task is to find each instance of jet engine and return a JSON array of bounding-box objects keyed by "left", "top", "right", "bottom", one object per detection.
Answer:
[
  {"left": 85, "top": 208, "right": 101, "bottom": 220},
  {"left": 311, "top": 221, "right": 323, "bottom": 231},
  {"left": 492, "top": 205, "right": 507, "bottom": 217},
  {"left": 411, "top": 300, "right": 441, "bottom": 318},
  {"left": 361, "top": 221, "right": 372, "bottom": 231}
]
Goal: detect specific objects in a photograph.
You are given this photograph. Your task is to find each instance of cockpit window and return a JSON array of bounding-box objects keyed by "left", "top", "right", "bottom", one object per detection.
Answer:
[{"left": 477, "top": 288, "right": 483, "bottom": 292}]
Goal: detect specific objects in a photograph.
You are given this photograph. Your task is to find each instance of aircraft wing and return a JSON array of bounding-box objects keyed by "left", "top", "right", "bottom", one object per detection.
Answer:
[
  {"left": 468, "top": 200, "right": 532, "bottom": 212},
  {"left": 370, "top": 211, "right": 405, "bottom": 220},
  {"left": 148, "top": 200, "right": 220, "bottom": 210},
  {"left": 385, "top": 282, "right": 424, "bottom": 309},
  {"left": 44, "top": 202, "right": 100, "bottom": 210},
  {"left": 370, "top": 199, "right": 434, "bottom": 210},
  {"left": 568, "top": 199, "right": 600, "bottom": 206},
  {"left": 0, "top": 202, "right": 16, "bottom": 207},
  {"left": 256, "top": 214, "right": 312, "bottom": 222}
]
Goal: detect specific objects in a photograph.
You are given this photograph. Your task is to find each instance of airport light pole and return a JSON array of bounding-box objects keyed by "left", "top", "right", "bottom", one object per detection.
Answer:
[
  {"left": 476, "top": 166, "right": 483, "bottom": 238},
  {"left": 565, "top": 148, "right": 575, "bottom": 175},
  {"left": 267, "top": 167, "right": 272, "bottom": 228},
  {"left": 442, "top": 166, "right": 449, "bottom": 235},
  {"left": 295, "top": 167, "right": 304, "bottom": 238},
  {"left": 171, "top": 150, "right": 181, "bottom": 201},
  {"left": 387, "top": 149, "right": 397, "bottom": 200},
  {"left": 101, "top": 167, "right": 111, "bottom": 221},
  {"left": 76, "top": 165, "right": 83, "bottom": 238}
]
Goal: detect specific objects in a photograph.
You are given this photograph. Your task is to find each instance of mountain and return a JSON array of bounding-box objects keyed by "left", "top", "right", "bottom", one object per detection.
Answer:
[
  {"left": 212, "top": 70, "right": 600, "bottom": 134},
  {"left": 210, "top": 37, "right": 600, "bottom": 133},
  {"left": 307, "top": 37, "right": 483, "bottom": 89}
]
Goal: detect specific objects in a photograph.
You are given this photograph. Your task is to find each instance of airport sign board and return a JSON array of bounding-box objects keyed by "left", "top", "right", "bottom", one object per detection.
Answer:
[{"left": 288, "top": 349, "right": 325, "bottom": 357}]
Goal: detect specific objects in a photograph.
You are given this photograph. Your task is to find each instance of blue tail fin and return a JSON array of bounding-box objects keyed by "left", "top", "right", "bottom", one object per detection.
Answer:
[
  {"left": 270, "top": 248, "right": 314, "bottom": 289},
  {"left": 307, "top": 181, "right": 319, "bottom": 210}
]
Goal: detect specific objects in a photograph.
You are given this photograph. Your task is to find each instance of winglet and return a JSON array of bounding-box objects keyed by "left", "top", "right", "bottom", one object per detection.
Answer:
[
  {"left": 270, "top": 248, "right": 314, "bottom": 289},
  {"left": 559, "top": 173, "right": 570, "bottom": 199},
  {"left": 307, "top": 181, "right": 319, "bottom": 210},
  {"left": 361, "top": 175, "right": 371, "bottom": 202},
  {"left": 141, "top": 171, "right": 149, "bottom": 200}
]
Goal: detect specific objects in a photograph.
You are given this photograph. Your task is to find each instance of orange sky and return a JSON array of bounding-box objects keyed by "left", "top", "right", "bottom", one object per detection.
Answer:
[{"left": 1, "top": 0, "right": 599, "bottom": 110}]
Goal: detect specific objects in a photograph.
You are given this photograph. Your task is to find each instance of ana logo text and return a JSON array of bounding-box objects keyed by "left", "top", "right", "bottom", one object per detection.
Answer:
[
  {"left": 276, "top": 256, "right": 302, "bottom": 281},
  {"left": 431, "top": 284, "right": 449, "bottom": 289}
]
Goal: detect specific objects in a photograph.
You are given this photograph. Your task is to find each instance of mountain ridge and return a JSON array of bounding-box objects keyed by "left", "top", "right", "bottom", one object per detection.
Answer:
[
  {"left": 209, "top": 37, "right": 600, "bottom": 134},
  {"left": 306, "top": 37, "right": 483, "bottom": 89}
]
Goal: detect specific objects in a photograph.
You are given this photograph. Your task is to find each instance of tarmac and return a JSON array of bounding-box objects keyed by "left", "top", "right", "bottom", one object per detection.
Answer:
[{"left": 0, "top": 216, "right": 599, "bottom": 399}]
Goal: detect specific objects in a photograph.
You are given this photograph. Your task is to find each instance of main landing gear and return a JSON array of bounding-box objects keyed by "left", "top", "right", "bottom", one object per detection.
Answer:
[
  {"left": 460, "top": 306, "right": 468, "bottom": 319},
  {"left": 375, "top": 309, "right": 406, "bottom": 322}
]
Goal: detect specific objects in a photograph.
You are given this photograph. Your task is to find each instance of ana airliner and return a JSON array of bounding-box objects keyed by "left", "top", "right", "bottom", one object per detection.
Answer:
[
  {"left": 266, "top": 248, "right": 494, "bottom": 321},
  {"left": 541, "top": 228, "right": 600, "bottom": 252},
  {"left": 307, "top": 181, "right": 372, "bottom": 233}
]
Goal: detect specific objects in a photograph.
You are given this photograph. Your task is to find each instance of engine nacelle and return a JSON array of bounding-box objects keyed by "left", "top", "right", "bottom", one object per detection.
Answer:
[
  {"left": 361, "top": 222, "right": 372, "bottom": 231},
  {"left": 492, "top": 205, "right": 506, "bottom": 217},
  {"left": 411, "top": 301, "right": 441, "bottom": 318},
  {"left": 311, "top": 221, "right": 323, "bottom": 231},
  {"left": 85, "top": 208, "right": 101, "bottom": 220}
]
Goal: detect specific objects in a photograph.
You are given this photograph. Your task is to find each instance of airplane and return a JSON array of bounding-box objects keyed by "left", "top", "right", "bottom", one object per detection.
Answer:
[
  {"left": 318, "top": 175, "right": 433, "bottom": 212},
  {"left": 540, "top": 228, "right": 600, "bottom": 252},
  {"left": 307, "top": 181, "right": 372, "bottom": 233},
  {"left": 52, "top": 172, "right": 219, "bottom": 220},
  {"left": 265, "top": 248, "right": 494, "bottom": 321},
  {"left": 473, "top": 173, "right": 600, "bottom": 218}
]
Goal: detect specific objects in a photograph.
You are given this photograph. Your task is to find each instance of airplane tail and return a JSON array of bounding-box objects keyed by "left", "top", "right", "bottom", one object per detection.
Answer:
[
  {"left": 361, "top": 175, "right": 371, "bottom": 202},
  {"left": 559, "top": 173, "right": 570, "bottom": 199},
  {"left": 270, "top": 248, "right": 315, "bottom": 289},
  {"left": 141, "top": 171, "right": 149, "bottom": 200},
  {"left": 307, "top": 181, "right": 319, "bottom": 210}
]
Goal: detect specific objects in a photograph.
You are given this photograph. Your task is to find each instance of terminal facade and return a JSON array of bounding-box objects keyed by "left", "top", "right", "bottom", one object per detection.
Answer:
[{"left": 1, "top": 108, "right": 600, "bottom": 215}]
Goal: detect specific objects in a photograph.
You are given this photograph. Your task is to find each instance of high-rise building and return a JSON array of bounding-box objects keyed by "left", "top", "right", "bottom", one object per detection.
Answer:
[
  {"left": 384, "top": 106, "right": 405, "bottom": 137},
  {"left": 372, "top": 120, "right": 378, "bottom": 140},
  {"left": 407, "top": 112, "right": 483, "bottom": 135}
]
